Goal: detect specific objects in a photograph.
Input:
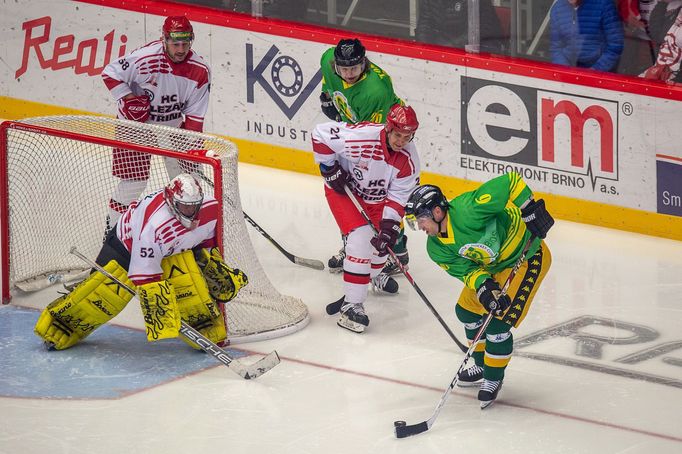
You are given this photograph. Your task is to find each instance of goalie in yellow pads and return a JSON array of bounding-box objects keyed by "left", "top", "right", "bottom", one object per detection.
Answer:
[{"left": 35, "top": 173, "right": 248, "bottom": 350}]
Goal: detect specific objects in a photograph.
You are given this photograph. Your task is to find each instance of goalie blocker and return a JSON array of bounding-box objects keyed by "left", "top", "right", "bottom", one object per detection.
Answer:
[{"left": 34, "top": 173, "right": 248, "bottom": 350}]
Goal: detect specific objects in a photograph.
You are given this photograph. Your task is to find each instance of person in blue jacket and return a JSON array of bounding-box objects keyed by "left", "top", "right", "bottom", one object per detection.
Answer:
[{"left": 550, "top": 0, "right": 625, "bottom": 72}]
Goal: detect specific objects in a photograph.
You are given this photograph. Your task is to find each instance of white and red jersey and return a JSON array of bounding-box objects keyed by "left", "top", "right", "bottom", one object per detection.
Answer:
[
  {"left": 312, "top": 121, "right": 421, "bottom": 222},
  {"left": 102, "top": 40, "right": 210, "bottom": 132},
  {"left": 115, "top": 189, "right": 220, "bottom": 285}
]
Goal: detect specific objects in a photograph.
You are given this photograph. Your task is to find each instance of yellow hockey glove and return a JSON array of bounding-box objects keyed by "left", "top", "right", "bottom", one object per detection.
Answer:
[
  {"left": 34, "top": 260, "right": 133, "bottom": 350},
  {"left": 195, "top": 247, "right": 248, "bottom": 302},
  {"left": 138, "top": 280, "right": 180, "bottom": 342}
]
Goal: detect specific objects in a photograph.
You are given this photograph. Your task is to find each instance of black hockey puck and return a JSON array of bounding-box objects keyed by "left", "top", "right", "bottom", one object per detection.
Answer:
[{"left": 394, "top": 420, "right": 407, "bottom": 428}]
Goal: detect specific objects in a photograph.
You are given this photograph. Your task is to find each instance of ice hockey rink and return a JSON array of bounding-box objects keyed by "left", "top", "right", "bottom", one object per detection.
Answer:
[{"left": 2, "top": 162, "right": 681, "bottom": 454}]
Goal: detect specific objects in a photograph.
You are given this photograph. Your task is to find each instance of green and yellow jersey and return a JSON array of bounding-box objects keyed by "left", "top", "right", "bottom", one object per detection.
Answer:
[
  {"left": 426, "top": 172, "right": 542, "bottom": 291},
  {"left": 320, "top": 47, "right": 402, "bottom": 124}
]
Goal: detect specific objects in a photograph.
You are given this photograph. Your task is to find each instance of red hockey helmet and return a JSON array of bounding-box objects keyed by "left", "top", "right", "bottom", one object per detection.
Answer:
[
  {"left": 162, "top": 16, "right": 194, "bottom": 42},
  {"left": 164, "top": 173, "right": 203, "bottom": 230},
  {"left": 385, "top": 104, "right": 419, "bottom": 135}
]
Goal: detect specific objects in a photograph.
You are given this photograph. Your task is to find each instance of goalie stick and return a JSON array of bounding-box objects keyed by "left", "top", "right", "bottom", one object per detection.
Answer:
[
  {"left": 190, "top": 169, "right": 324, "bottom": 271},
  {"left": 394, "top": 236, "right": 536, "bottom": 438},
  {"left": 328, "top": 185, "right": 468, "bottom": 353},
  {"left": 69, "top": 246, "right": 281, "bottom": 380}
]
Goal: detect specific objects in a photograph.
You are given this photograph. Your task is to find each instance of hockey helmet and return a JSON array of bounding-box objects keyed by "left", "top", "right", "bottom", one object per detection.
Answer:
[
  {"left": 385, "top": 104, "right": 419, "bottom": 135},
  {"left": 164, "top": 173, "right": 203, "bottom": 230},
  {"left": 162, "top": 16, "right": 194, "bottom": 42},
  {"left": 405, "top": 184, "right": 449, "bottom": 230},
  {"left": 334, "top": 38, "right": 366, "bottom": 67}
]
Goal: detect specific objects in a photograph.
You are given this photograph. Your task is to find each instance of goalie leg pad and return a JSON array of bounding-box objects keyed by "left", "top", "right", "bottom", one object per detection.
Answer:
[
  {"left": 34, "top": 260, "right": 133, "bottom": 350},
  {"left": 162, "top": 250, "right": 226, "bottom": 348},
  {"left": 194, "top": 247, "right": 248, "bottom": 302},
  {"left": 138, "top": 280, "right": 180, "bottom": 342}
]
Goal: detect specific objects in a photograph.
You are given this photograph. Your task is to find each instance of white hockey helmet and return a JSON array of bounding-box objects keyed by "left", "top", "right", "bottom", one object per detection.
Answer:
[{"left": 164, "top": 173, "right": 203, "bottom": 230}]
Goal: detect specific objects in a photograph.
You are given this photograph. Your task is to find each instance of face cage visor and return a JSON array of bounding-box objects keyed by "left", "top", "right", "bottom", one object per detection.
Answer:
[
  {"left": 405, "top": 208, "right": 434, "bottom": 231},
  {"left": 334, "top": 62, "right": 364, "bottom": 81},
  {"left": 173, "top": 199, "right": 202, "bottom": 230}
]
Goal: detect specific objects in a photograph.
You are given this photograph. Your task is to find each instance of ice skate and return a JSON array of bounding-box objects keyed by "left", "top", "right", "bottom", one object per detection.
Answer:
[{"left": 337, "top": 302, "right": 369, "bottom": 333}]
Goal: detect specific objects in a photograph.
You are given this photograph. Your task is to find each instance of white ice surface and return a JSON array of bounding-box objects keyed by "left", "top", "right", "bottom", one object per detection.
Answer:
[{"left": 2, "top": 163, "right": 681, "bottom": 454}]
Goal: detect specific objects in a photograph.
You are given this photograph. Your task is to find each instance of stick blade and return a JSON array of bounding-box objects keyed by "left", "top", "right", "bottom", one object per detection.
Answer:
[
  {"left": 395, "top": 421, "right": 429, "bottom": 439},
  {"left": 294, "top": 257, "right": 325, "bottom": 270},
  {"left": 325, "top": 299, "right": 343, "bottom": 315},
  {"left": 236, "top": 351, "right": 281, "bottom": 380}
]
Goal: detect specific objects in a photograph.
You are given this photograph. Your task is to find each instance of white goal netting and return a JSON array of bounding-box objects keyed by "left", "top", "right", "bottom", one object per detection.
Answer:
[{"left": 0, "top": 115, "right": 309, "bottom": 343}]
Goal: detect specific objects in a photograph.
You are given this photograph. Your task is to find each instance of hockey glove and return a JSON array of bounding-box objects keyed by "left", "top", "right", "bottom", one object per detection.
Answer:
[
  {"left": 320, "top": 161, "right": 350, "bottom": 194},
  {"left": 119, "top": 95, "right": 151, "bottom": 122},
  {"left": 521, "top": 198, "right": 554, "bottom": 239},
  {"left": 370, "top": 219, "right": 401, "bottom": 257},
  {"left": 320, "top": 92, "right": 341, "bottom": 121},
  {"left": 476, "top": 278, "right": 512, "bottom": 316},
  {"left": 195, "top": 248, "right": 249, "bottom": 302}
]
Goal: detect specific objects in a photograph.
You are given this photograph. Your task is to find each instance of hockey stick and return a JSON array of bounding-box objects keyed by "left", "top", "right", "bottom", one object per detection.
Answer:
[
  {"left": 190, "top": 169, "right": 324, "bottom": 270},
  {"left": 68, "top": 246, "right": 281, "bottom": 380},
  {"left": 394, "top": 236, "right": 536, "bottom": 438},
  {"left": 242, "top": 211, "right": 325, "bottom": 270},
  {"left": 329, "top": 185, "right": 468, "bottom": 353}
]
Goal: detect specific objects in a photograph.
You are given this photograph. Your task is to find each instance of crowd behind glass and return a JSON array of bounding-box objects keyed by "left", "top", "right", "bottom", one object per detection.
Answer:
[{"left": 176, "top": 0, "right": 682, "bottom": 84}]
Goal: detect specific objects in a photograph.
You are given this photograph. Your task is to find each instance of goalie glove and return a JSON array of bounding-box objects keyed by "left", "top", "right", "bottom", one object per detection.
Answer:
[
  {"left": 476, "top": 278, "right": 512, "bottom": 316},
  {"left": 195, "top": 248, "right": 249, "bottom": 302},
  {"left": 118, "top": 95, "right": 151, "bottom": 122}
]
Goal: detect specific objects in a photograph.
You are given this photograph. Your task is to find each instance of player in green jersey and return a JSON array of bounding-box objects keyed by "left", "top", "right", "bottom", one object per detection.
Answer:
[
  {"left": 405, "top": 173, "right": 554, "bottom": 408},
  {"left": 319, "top": 38, "right": 410, "bottom": 276}
]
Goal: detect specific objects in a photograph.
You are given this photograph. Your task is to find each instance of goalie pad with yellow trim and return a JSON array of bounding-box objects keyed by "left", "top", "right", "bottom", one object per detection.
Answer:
[
  {"left": 34, "top": 260, "right": 134, "bottom": 350},
  {"left": 194, "top": 247, "right": 248, "bottom": 302},
  {"left": 161, "top": 250, "right": 227, "bottom": 348},
  {"left": 138, "top": 280, "right": 180, "bottom": 342}
]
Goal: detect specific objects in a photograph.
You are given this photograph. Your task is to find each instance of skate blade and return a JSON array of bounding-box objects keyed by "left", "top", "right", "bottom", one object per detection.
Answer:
[
  {"left": 456, "top": 380, "right": 483, "bottom": 388},
  {"left": 337, "top": 317, "right": 366, "bottom": 333},
  {"left": 480, "top": 399, "right": 496, "bottom": 409}
]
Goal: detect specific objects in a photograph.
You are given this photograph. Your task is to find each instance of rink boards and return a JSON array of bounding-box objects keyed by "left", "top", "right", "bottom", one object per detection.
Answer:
[{"left": 0, "top": 0, "right": 680, "bottom": 240}]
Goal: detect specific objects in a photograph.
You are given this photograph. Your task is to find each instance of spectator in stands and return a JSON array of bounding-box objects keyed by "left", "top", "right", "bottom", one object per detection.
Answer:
[
  {"left": 641, "top": 0, "right": 682, "bottom": 83},
  {"left": 415, "top": 0, "right": 508, "bottom": 54},
  {"left": 616, "top": 0, "right": 657, "bottom": 75},
  {"left": 549, "top": 0, "right": 625, "bottom": 72}
]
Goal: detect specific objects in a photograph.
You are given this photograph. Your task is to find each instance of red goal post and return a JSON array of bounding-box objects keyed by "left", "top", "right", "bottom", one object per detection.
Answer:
[{"left": 0, "top": 115, "right": 309, "bottom": 343}]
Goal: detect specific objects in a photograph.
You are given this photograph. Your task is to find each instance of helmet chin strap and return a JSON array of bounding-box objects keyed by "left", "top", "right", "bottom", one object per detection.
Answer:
[{"left": 434, "top": 208, "right": 447, "bottom": 233}]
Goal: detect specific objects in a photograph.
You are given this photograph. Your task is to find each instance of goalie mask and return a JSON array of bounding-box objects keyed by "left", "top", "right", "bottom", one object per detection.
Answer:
[
  {"left": 405, "top": 184, "right": 449, "bottom": 231},
  {"left": 164, "top": 173, "right": 203, "bottom": 230}
]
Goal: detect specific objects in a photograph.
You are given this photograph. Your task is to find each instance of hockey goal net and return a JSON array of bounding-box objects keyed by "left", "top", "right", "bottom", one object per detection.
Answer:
[{"left": 0, "top": 115, "right": 309, "bottom": 343}]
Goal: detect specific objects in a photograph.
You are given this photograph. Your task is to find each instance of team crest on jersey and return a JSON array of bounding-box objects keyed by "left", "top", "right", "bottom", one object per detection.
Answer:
[
  {"left": 332, "top": 91, "right": 358, "bottom": 123},
  {"left": 475, "top": 193, "right": 492, "bottom": 204},
  {"left": 458, "top": 243, "right": 497, "bottom": 265},
  {"left": 144, "top": 88, "right": 155, "bottom": 101},
  {"left": 353, "top": 168, "right": 364, "bottom": 180}
]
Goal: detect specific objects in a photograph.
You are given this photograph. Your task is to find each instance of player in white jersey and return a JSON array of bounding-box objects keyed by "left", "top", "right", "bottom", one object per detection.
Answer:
[
  {"left": 312, "top": 104, "right": 421, "bottom": 333},
  {"left": 35, "top": 174, "right": 248, "bottom": 351},
  {"left": 101, "top": 15, "right": 212, "bottom": 232}
]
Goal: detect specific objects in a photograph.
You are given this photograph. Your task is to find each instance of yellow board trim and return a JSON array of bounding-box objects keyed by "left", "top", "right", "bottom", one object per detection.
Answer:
[{"left": 2, "top": 96, "right": 680, "bottom": 241}]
